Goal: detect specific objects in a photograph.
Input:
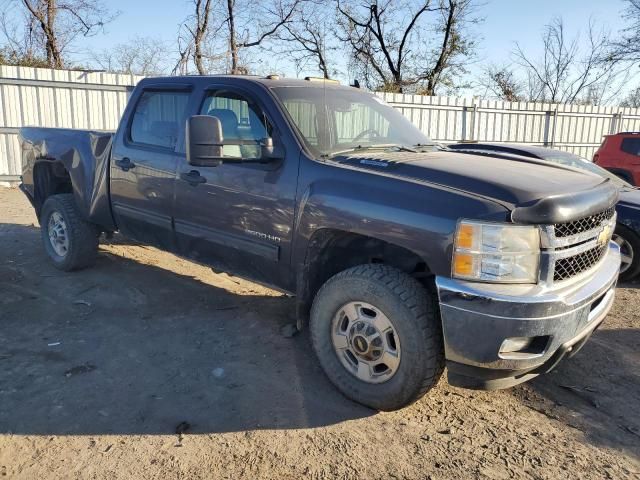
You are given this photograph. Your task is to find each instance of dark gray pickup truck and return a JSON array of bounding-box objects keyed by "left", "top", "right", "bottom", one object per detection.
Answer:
[{"left": 19, "top": 75, "right": 621, "bottom": 410}]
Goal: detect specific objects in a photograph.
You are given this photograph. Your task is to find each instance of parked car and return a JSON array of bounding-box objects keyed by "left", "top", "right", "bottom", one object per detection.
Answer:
[
  {"left": 447, "top": 142, "right": 640, "bottom": 281},
  {"left": 593, "top": 132, "right": 640, "bottom": 185},
  {"left": 19, "top": 76, "right": 620, "bottom": 410}
]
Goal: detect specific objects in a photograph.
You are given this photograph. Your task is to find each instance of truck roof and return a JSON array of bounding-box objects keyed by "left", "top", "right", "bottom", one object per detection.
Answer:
[{"left": 139, "top": 74, "right": 358, "bottom": 91}]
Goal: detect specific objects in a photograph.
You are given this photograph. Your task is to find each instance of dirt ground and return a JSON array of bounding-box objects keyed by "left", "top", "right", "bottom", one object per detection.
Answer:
[{"left": 0, "top": 186, "right": 639, "bottom": 480}]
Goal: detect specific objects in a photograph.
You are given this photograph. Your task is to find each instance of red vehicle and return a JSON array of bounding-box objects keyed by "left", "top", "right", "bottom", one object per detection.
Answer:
[{"left": 593, "top": 132, "right": 640, "bottom": 185}]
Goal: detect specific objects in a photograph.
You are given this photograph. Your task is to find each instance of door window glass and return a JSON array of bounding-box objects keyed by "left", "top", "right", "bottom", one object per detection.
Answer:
[
  {"left": 130, "top": 90, "right": 190, "bottom": 149},
  {"left": 200, "top": 92, "right": 272, "bottom": 159},
  {"left": 621, "top": 137, "right": 640, "bottom": 156}
]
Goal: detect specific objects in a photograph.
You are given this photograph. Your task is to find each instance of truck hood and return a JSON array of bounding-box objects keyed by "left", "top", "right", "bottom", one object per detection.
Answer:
[
  {"left": 618, "top": 188, "right": 640, "bottom": 208},
  {"left": 334, "top": 149, "right": 618, "bottom": 223}
]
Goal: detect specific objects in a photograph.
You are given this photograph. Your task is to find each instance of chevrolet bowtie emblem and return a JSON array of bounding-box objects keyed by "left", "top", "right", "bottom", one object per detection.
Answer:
[{"left": 598, "top": 224, "right": 611, "bottom": 247}]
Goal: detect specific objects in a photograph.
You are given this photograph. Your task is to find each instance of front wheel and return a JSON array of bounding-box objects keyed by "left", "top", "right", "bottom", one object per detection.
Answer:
[
  {"left": 40, "top": 194, "right": 99, "bottom": 271},
  {"left": 310, "top": 264, "right": 444, "bottom": 411},
  {"left": 613, "top": 224, "right": 640, "bottom": 281}
]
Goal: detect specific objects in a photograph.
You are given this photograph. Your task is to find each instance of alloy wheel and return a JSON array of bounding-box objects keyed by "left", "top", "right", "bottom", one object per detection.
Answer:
[
  {"left": 48, "top": 211, "right": 69, "bottom": 257},
  {"left": 613, "top": 233, "right": 634, "bottom": 274},
  {"left": 331, "top": 301, "right": 401, "bottom": 384}
]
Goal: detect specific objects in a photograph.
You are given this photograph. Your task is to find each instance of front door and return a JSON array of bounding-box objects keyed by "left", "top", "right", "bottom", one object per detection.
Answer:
[{"left": 173, "top": 87, "right": 299, "bottom": 290}]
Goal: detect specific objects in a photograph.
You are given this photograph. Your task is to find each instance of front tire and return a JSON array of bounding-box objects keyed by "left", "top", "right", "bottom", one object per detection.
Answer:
[
  {"left": 614, "top": 224, "right": 640, "bottom": 281},
  {"left": 310, "top": 264, "right": 444, "bottom": 411},
  {"left": 40, "top": 194, "right": 99, "bottom": 271}
]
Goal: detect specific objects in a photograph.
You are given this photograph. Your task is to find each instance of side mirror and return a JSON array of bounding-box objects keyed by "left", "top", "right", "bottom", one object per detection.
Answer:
[{"left": 186, "top": 115, "right": 223, "bottom": 167}]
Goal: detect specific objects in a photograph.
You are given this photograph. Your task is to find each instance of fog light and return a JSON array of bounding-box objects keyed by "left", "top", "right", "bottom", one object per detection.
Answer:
[
  {"left": 500, "top": 337, "right": 534, "bottom": 353},
  {"left": 499, "top": 336, "right": 549, "bottom": 359}
]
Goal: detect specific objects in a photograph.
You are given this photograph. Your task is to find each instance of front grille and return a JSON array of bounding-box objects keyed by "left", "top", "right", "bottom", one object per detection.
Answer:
[
  {"left": 553, "top": 244, "right": 608, "bottom": 282},
  {"left": 554, "top": 207, "right": 615, "bottom": 238},
  {"left": 538, "top": 206, "right": 615, "bottom": 284}
]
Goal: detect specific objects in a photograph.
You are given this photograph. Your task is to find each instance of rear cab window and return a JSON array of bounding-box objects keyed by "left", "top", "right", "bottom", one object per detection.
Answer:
[{"left": 129, "top": 90, "right": 191, "bottom": 149}]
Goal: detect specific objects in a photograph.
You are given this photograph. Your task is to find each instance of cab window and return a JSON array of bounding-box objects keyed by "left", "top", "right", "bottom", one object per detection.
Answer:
[
  {"left": 200, "top": 91, "right": 273, "bottom": 159},
  {"left": 129, "top": 90, "right": 190, "bottom": 149}
]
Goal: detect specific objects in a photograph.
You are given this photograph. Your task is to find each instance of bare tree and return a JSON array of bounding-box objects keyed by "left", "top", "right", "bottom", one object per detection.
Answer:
[
  {"left": 0, "top": 46, "right": 49, "bottom": 67},
  {"left": 336, "top": 0, "right": 478, "bottom": 94},
  {"left": 478, "top": 64, "right": 524, "bottom": 102},
  {"left": 1, "top": 9, "right": 31, "bottom": 55},
  {"left": 175, "top": 0, "right": 221, "bottom": 75},
  {"left": 621, "top": 85, "right": 640, "bottom": 108},
  {"left": 337, "top": 0, "right": 435, "bottom": 92},
  {"left": 512, "top": 17, "right": 623, "bottom": 105},
  {"left": 281, "top": 0, "right": 334, "bottom": 78},
  {"left": 225, "top": 0, "right": 302, "bottom": 74},
  {"left": 607, "top": 0, "right": 640, "bottom": 63},
  {"left": 192, "top": 0, "right": 214, "bottom": 74},
  {"left": 421, "top": 0, "right": 478, "bottom": 95},
  {"left": 7, "top": 0, "right": 118, "bottom": 69},
  {"left": 175, "top": 0, "right": 301, "bottom": 75},
  {"left": 91, "top": 36, "right": 169, "bottom": 76}
]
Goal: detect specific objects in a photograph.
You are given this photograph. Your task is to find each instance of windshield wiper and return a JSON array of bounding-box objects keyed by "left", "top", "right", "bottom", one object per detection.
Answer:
[
  {"left": 326, "top": 144, "right": 418, "bottom": 158},
  {"left": 413, "top": 143, "right": 437, "bottom": 149}
]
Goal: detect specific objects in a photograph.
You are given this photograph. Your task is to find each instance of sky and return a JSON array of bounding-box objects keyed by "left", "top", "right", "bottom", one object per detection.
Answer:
[
  {"left": 26, "top": 0, "right": 638, "bottom": 90},
  {"left": 478, "top": 0, "right": 626, "bottom": 65}
]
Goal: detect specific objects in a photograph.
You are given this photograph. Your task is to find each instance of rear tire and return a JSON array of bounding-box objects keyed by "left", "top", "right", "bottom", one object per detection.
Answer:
[
  {"left": 310, "top": 264, "right": 444, "bottom": 411},
  {"left": 40, "top": 194, "right": 99, "bottom": 271}
]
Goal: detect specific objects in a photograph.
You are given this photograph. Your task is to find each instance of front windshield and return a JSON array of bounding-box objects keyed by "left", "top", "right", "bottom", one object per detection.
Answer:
[
  {"left": 541, "top": 150, "right": 633, "bottom": 189},
  {"left": 272, "top": 86, "right": 432, "bottom": 156}
]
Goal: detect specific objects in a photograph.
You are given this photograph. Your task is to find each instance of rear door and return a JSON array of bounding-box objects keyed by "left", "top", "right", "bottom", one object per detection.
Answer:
[
  {"left": 172, "top": 84, "right": 300, "bottom": 290},
  {"left": 110, "top": 85, "right": 191, "bottom": 250}
]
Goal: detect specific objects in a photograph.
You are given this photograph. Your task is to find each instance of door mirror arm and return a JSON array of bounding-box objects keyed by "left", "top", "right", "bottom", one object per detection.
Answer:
[
  {"left": 260, "top": 137, "right": 276, "bottom": 159},
  {"left": 257, "top": 137, "right": 284, "bottom": 163}
]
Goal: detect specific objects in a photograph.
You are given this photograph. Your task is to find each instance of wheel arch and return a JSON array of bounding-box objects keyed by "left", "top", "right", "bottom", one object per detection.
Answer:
[
  {"left": 32, "top": 160, "right": 73, "bottom": 217},
  {"left": 614, "top": 221, "right": 640, "bottom": 280},
  {"left": 295, "top": 228, "right": 433, "bottom": 329}
]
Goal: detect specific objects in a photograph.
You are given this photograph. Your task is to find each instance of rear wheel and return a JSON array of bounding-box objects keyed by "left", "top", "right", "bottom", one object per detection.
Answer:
[
  {"left": 40, "top": 194, "right": 99, "bottom": 271},
  {"left": 613, "top": 224, "right": 640, "bottom": 281},
  {"left": 310, "top": 264, "right": 444, "bottom": 411}
]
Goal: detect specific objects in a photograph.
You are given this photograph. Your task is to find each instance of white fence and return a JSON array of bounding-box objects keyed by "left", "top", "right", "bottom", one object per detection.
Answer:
[
  {"left": 2, "top": 66, "right": 640, "bottom": 181},
  {"left": 379, "top": 92, "right": 640, "bottom": 160},
  {"left": 0, "top": 66, "right": 142, "bottom": 181}
]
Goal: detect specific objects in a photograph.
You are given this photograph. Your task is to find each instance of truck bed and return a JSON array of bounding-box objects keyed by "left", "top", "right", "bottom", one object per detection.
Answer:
[{"left": 19, "top": 127, "right": 116, "bottom": 230}]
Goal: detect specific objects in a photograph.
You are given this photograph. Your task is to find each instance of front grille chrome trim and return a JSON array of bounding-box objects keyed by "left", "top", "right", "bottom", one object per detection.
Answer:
[
  {"left": 539, "top": 207, "right": 616, "bottom": 249},
  {"left": 546, "top": 236, "right": 607, "bottom": 260},
  {"left": 537, "top": 211, "right": 616, "bottom": 285},
  {"left": 554, "top": 207, "right": 616, "bottom": 238},
  {"left": 540, "top": 224, "right": 607, "bottom": 249}
]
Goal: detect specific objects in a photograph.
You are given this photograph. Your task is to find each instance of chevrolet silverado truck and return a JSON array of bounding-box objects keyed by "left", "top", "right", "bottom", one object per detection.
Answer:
[{"left": 19, "top": 75, "right": 621, "bottom": 411}]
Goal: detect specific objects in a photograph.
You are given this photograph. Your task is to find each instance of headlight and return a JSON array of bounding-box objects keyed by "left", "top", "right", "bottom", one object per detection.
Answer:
[{"left": 452, "top": 221, "right": 540, "bottom": 283}]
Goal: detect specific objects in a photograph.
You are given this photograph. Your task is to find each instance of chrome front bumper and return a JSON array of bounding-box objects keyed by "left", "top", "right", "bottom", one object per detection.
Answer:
[{"left": 436, "top": 241, "right": 621, "bottom": 389}]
